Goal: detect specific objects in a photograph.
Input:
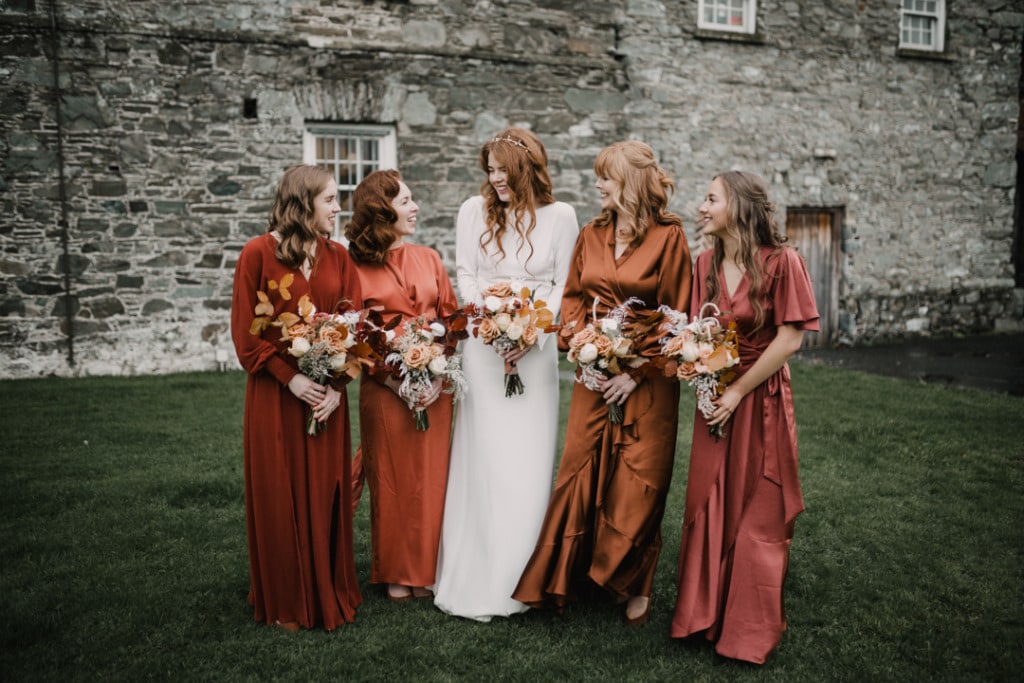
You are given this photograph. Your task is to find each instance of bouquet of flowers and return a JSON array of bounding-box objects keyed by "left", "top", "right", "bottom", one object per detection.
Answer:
[
  {"left": 250, "top": 279, "right": 374, "bottom": 435},
  {"left": 379, "top": 314, "right": 469, "bottom": 430},
  {"left": 658, "top": 302, "right": 740, "bottom": 439},
  {"left": 469, "top": 282, "right": 556, "bottom": 397},
  {"left": 564, "top": 297, "right": 647, "bottom": 424}
]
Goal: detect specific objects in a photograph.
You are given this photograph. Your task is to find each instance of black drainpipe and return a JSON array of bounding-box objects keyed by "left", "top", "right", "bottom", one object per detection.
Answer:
[{"left": 49, "top": 0, "right": 74, "bottom": 366}]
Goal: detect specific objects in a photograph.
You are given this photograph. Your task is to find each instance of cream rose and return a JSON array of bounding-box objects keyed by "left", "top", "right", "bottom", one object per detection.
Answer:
[
  {"left": 328, "top": 352, "right": 348, "bottom": 370},
  {"left": 483, "top": 295, "right": 503, "bottom": 313},
  {"left": 681, "top": 341, "right": 700, "bottom": 363},
  {"left": 600, "top": 318, "right": 620, "bottom": 335},
  {"left": 288, "top": 337, "right": 311, "bottom": 357},
  {"left": 494, "top": 312, "right": 512, "bottom": 332},
  {"left": 578, "top": 343, "right": 599, "bottom": 364},
  {"left": 505, "top": 319, "right": 525, "bottom": 341},
  {"left": 428, "top": 355, "right": 448, "bottom": 374}
]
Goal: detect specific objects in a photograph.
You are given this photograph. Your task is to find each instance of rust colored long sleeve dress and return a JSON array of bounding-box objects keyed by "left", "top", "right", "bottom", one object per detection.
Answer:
[
  {"left": 352, "top": 243, "right": 458, "bottom": 588},
  {"left": 670, "top": 246, "right": 819, "bottom": 664},
  {"left": 513, "top": 219, "right": 692, "bottom": 607},
  {"left": 230, "top": 233, "right": 364, "bottom": 630}
]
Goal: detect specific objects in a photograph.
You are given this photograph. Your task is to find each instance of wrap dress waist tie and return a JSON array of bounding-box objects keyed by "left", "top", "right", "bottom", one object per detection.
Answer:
[{"left": 760, "top": 363, "right": 804, "bottom": 524}]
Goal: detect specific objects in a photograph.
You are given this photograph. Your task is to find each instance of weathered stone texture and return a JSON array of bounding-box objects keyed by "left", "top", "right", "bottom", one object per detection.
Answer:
[{"left": 0, "top": 1, "right": 1019, "bottom": 377}]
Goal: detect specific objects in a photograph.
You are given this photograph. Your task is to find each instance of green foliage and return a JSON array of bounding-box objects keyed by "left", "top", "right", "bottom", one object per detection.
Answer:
[{"left": 1, "top": 365, "right": 1022, "bottom": 681}]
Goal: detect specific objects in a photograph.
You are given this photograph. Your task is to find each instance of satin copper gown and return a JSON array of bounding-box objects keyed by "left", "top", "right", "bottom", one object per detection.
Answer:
[
  {"left": 513, "top": 219, "right": 692, "bottom": 607},
  {"left": 352, "top": 243, "right": 458, "bottom": 588},
  {"left": 670, "top": 246, "right": 819, "bottom": 664},
  {"left": 230, "top": 233, "right": 364, "bottom": 630}
]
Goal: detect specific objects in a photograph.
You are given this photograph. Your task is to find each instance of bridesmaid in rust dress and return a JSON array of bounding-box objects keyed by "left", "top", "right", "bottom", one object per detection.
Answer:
[
  {"left": 513, "top": 141, "right": 692, "bottom": 625},
  {"left": 670, "top": 171, "right": 819, "bottom": 664},
  {"left": 344, "top": 169, "right": 458, "bottom": 602},
  {"left": 231, "top": 164, "right": 363, "bottom": 630}
]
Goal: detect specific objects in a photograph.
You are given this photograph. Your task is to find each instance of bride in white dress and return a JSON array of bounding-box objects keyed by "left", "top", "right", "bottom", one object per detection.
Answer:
[{"left": 432, "top": 128, "right": 579, "bottom": 621}]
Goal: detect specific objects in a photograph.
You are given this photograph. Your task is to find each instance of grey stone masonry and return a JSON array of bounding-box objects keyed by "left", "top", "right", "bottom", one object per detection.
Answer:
[{"left": 0, "top": 0, "right": 1020, "bottom": 377}]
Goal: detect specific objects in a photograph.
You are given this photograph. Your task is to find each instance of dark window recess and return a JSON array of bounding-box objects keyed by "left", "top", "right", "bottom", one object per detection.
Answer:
[{"left": 243, "top": 98, "right": 258, "bottom": 119}]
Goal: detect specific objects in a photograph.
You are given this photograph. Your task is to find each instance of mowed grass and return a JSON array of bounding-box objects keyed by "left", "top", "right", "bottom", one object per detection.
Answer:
[{"left": 1, "top": 362, "right": 1022, "bottom": 682}]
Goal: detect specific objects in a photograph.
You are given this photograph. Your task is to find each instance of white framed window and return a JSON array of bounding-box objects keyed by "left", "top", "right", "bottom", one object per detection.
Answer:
[
  {"left": 303, "top": 124, "right": 398, "bottom": 242},
  {"left": 899, "top": 0, "right": 945, "bottom": 52},
  {"left": 698, "top": 0, "right": 757, "bottom": 35}
]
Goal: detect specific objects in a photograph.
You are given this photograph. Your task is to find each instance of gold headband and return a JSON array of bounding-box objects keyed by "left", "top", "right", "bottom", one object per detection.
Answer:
[{"left": 490, "top": 135, "right": 529, "bottom": 151}]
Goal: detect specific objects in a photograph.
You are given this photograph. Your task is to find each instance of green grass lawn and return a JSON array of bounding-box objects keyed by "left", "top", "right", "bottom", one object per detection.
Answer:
[{"left": 1, "top": 362, "right": 1022, "bottom": 681}]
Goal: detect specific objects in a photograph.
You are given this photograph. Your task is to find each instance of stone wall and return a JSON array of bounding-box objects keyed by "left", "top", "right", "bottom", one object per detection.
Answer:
[{"left": 0, "top": 0, "right": 1020, "bottom": 378}]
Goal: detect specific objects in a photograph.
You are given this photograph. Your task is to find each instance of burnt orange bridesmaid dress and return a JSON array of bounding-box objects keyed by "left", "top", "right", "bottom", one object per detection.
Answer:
[
  {"left": 231, "top": 233, "right": 363, "bottom": 630},
  {"left": 513, "top": 219, "right": 692, "bottom": 608},
  {"left": 352, "top": 243, "right": 458, "bottom": 589}
]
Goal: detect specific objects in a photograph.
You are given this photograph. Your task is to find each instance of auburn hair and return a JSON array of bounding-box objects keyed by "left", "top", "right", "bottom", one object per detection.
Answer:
[
  {"left": 477, "top": 127, "right": 555, "bottom": 267},
  {"left": 344, "top": 169, "right": 403, "bottom": 265}
]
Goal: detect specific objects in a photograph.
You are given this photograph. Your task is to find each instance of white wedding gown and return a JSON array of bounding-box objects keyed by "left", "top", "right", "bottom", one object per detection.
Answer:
[{"left": 432, "top": 195, "right": 579, "bottom": 621}]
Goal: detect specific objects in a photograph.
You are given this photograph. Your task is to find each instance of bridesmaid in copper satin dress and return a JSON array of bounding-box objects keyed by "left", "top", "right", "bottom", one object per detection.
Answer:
[
  {"left": 231, "top": 164, "right": 363, "bottom": 630},
  {"left": 513, "top": 141, "right": 692, "bottom": 625},
  {"left": 670, "top": 171, "right": 819, "bottom": 664},
  {"left": 344, "top": 170, "right": 458, "bottom": 603}
]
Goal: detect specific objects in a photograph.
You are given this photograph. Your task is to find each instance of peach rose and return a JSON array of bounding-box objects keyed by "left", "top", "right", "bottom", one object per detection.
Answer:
[
  {"left": 403, "top": 343, "right": 431, "bottom": 370},
  {"left": 478, "top": 317, "right": 502, "bottom": 342},
  {"left": 521, "top": 325, "right": 539, "bottom": 347},
  {"left": 483, "top": 282, "right": 514, "bottom": 298},
  {"left": 570, "top": 327, "right": 598, "bottom": 349},
  {"left": 593, "top": 334, "right": 614, "bottom": 358}
]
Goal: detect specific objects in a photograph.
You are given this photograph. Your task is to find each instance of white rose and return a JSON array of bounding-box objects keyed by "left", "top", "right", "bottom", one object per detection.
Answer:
[
  {"left": 600, "top": 318, "right": 619, "bottom": 335},
  {"left": 505, "top": 319, "right": 525, "bottom": 341},
  {"left": 328, "top": 352, "right": 348, "bottom": 370},
  {"left": 288, "top": 337, "right": 311, "bottom": 357},
  {"left": 578, "top": 342, "right": 599, "bottom": 364},
  {"left": 484, "top": 295, "right": 503, "bottom": 313},
  {"left": 698, "top": 342, "right": 714, "bottom": 359},
  {"left": 428, "top": 355, "right": 448, "bottom": 374},
  {"left": 681, "top": 341, "right": 700, "bottom": 363},
  {"left": 430, "top": 321, "right": 446, "bottom": 337},
  {"left": 494, "top": 312, "right": 512, "bottom": 332}
]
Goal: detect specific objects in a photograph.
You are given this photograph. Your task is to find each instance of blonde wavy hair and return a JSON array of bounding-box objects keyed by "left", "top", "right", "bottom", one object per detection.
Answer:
[{"left": 592, "top": 140, "right": 681, "bottom": 243}]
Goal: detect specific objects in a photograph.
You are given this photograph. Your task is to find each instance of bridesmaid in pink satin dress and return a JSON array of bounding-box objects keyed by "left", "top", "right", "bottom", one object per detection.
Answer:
[{"left": 670, "top": 171, "right": 819, "bottom": 664}]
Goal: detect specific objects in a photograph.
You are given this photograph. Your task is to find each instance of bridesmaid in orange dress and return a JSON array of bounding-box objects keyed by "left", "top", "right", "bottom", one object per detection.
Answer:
[
  {"left": 513, "top": 141, "right": 692, "bottom": 625},
  {"left": 670, "top": 171, "right": 819, "bottom": 664},
  {"left": 344, "top": 169, "right": 458, "bottom": 602},
  {"left": 231, "top": 164, "right": 363, "bottom": 630}
]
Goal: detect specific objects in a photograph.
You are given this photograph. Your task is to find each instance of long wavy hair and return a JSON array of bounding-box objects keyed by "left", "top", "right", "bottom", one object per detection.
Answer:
[
  {"left": 592, "top": 140, "right": 681, "bottom": 243},
  {"left": 703, "top": 171, "right": 787, "bottom": 331},
  {"left": 477, "top": 127, "right": 555, "bottom": 266},
  {"left": 344, "top": 169, "right": 402, "bottom": 265},
  {"left": 267, "top": 164, "right": 336, "bottom": 270}
]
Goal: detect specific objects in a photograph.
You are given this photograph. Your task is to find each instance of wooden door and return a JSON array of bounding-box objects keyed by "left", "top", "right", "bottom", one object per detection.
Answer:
[{"left": 785, "top": 207, "right": 842, "bottom": 348}]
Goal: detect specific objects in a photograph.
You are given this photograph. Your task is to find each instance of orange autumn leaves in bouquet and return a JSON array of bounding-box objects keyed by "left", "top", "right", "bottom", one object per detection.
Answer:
[
  {"left": 249, "top": 274, "right": 377, "bottom": 434},
  {"left": 468, "top": 282, "right": 557, "bottom": 397}
]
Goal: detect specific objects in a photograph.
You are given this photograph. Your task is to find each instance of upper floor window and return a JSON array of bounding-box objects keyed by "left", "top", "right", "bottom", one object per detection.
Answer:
[
  {"left": 899, "top": 0, "right": 945, "bottom": 52},
  {"left": 303, "top": 124, "right": 398, "bottom": 242},
  {"left": 698, "top": 0, "right": 757, "bottom": 35}
]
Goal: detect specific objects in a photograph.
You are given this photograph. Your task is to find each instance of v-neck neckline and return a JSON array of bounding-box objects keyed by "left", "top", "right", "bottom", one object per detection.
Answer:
[{"left": 720, "top": 262, "right": 746, "bottom": 300}]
